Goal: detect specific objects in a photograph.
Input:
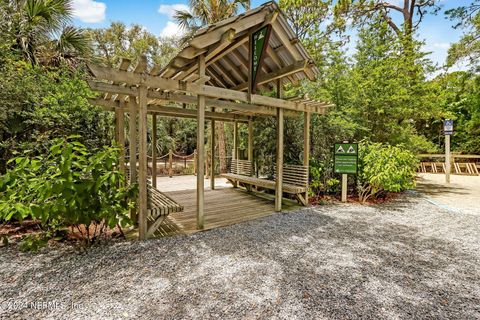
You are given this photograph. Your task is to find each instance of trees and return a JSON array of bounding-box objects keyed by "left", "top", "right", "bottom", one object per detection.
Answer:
[
  {"left": 334, "top": 0, "right": 441, "bottom": 39},
  {"left": 446, "top": 0, "right": 480, "bottom": 69},
  {"left": 433, "top": 72, "right": 480, "bottom": 153},
  {"left": 1, "top": 0, "right": 90, "bottom": 66},
  {"left": 174, "top": 0, "right": 250, "bottom": 38},
  {"left": 87, "top": 22, "right": 181, "bottom": 68}
]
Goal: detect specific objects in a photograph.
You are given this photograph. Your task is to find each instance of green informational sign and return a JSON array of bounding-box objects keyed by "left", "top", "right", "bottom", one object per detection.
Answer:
[
  {"left": 334, "top": 143, "right": 358, "bottom": 174},
  {"left": 250, "top": 25, "right": 271, "bottom": 93}
]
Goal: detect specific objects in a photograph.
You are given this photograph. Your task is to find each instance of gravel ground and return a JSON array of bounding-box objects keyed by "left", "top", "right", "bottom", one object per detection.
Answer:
[{"left": 1, "top": 193, "right": 479, "bottom": 320}]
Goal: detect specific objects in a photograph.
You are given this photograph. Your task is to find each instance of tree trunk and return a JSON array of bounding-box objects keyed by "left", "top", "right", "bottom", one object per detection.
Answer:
[{"left": 216, "top": 121, "right": 227, "bottom": 173}]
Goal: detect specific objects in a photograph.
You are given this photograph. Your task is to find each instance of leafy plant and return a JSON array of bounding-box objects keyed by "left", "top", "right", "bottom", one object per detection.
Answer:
[
  {"left": 0, "top": 137, "right": 137, "bottom": 245},
  {"left": 357, "top": 142, "right": 418, "bottom": 203}
]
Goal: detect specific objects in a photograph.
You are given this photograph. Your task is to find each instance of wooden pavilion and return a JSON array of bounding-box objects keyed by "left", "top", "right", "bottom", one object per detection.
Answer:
[{"left": 87, "top": 1, "right": 330, "bottom": 239}]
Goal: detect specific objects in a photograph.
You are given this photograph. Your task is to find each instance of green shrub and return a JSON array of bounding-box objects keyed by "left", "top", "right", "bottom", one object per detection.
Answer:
[
  {"left": 357, "top": 142, "right": 418, "bottom": 203},
  {"left": 0, "top": 137, "right": 137, "bottom": 245}
]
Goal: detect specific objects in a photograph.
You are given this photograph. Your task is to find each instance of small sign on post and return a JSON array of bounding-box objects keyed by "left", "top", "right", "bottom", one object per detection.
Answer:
[
  {"left": 334, "top": 142, "right": 358, "bottom": 202},
  {"left": 444, "top": 119, "right": 453, "bottom": 183}
]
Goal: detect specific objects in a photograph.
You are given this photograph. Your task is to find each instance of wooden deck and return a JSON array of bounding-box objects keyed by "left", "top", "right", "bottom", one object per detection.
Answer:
[{"left": 153, "top": 187, "right": 300, "bottom": 236}]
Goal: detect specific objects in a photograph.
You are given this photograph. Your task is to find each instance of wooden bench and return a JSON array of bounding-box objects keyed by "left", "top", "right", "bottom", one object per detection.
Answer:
[
  {"left": 146, "top": 185, "right": 183, "bottom": 237},
  {"left": 126, "top": 168, "right": 183, "bottom": 238},
  {"left": 221, "top": 160, "right": 309, "bottom": 206}
]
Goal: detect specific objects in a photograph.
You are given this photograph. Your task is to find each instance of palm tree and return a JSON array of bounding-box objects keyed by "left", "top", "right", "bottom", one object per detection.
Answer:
[
  {"left": 174, "top": 0, "right": 250, "bottom": 173},
  {"left": 175, "top": 0, "right": 250, "bottom": 42},
  {"left": 6, "top": 0, "right": 90, "bottom": 66}
]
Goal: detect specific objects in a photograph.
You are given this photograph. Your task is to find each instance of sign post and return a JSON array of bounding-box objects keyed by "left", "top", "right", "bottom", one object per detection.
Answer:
[
  {"left": 334, "top": 142, "right": 358, "bottom": 202},
  {"left": 444, "top": 119, "right": 453, "bottom": 183}
]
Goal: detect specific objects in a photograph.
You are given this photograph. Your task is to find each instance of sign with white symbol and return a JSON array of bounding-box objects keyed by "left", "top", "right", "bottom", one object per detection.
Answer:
[
  {"left": 444, "top": 119, "right": 453, "bottom": 135},
  {"left": 334, "top": 143, "right": 358, "bottom": 174}
]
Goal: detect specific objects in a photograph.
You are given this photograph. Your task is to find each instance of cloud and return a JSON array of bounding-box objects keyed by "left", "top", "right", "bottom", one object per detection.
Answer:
[
  {"left": 433, "top": 42, "right": 450, "bottom": 49},
  {"left": 158, "top": 4, "right": 190, "bottom": 19},
  {"left": 72, "top": 0, "right": 106, "bottom": 23},
  {"left": 160, "top": 21, "right": 183, "bottom": 37}
]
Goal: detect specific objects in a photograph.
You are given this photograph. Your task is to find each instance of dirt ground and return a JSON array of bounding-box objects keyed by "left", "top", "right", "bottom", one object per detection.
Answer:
[{"left": 415, "top": 173, "right": 480, "bottom": 215}]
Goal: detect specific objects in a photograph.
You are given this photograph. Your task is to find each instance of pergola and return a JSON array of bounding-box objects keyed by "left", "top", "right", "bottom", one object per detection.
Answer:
[{"left": 87, "top": 1, "right": 330, "bottom": 239}]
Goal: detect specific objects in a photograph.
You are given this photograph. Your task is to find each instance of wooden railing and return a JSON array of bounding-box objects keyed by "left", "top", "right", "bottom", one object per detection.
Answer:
[
  {"left": 418, "top": 154, "right": 480, "bottom": 175},
  {"left": 126, "top": 149, "right": 233, "bottom": 177}
]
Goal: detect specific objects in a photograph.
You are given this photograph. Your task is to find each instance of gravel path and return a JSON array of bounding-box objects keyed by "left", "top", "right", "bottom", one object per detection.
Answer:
[{"left": 1, "top": 193, "right": 479, "bottom": 319}]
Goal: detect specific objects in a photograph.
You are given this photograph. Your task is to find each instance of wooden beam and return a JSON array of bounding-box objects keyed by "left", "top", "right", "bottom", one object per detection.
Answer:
[
  {"left": 275, "top": 80, "right": 284, "bottom": 212},
  {"left": 87, "top": 64, "right": 326, "bottom": 113},
  {"left": 109, "top": 58, "right": 131, "bottom": 101},
  {"left": 180, "top": 33, "right": 249, "bottom": 81},
  {"left": 116, "top": 103, "right": 126, "bottom": 180},
  {"left": 128, "top": 100, "right": 137, "bottom": 222},
  {"left": 303, "top": 111, "right": 310, "bottom": 205},
  {"left": 88, "top": 82, "right": 319, "bottom": 117},
  {"left": 189, "top": 10, "right": 268, "bottom": 49},
  {"left": 197, "top": 54, "right": 206, "bottom": 230},
  {"left": 234, "top": 60, "right": 308, "bottom": 91},
  {"left": 211, "top": 107, "right": 215, "bottom": 190},
  {"left": 248, "top": 117, "right": 253, "bottom": 175},
  {"left": 138, "top": 86, "right": 148, "bottom": 240},
  {"left": 89, "top": 98, "right": 250, "bottom": 122},
  {"left": 233, "top": 120, "right": 238, "bottom": 160},
  {"left": 152, "top": 114, "right": 157, "bottom": 188},
  {"left": 223, "top": 55, "right": 247, "bottom": 82},
  {"left": 211, "top": 62, "right": 237, "bottom": 87}
]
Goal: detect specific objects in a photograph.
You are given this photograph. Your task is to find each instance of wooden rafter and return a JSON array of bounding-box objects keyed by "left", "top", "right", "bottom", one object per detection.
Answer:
[
  {"left": 87, "top": 65, "right": 329, "bottom": 114},
  {"left": 89, "top": 98, "right": 249, "bottom": 122},
  {"left": 233, "top": 60, "right": 309, "bottom": 91}
]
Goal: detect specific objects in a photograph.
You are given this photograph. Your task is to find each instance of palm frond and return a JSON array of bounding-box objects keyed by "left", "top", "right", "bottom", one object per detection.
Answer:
[{"left": 174, "top": 10, "right": 196, "bottom": 31}]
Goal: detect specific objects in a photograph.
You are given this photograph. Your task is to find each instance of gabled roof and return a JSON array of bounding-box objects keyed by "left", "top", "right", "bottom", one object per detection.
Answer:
[{"left": 156, "top": 1, "right": 320, "bottom": 92}]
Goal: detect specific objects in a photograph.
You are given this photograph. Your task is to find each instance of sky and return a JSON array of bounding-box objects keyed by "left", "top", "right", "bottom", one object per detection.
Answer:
[{"left": 71, "top": 0, "right": 472, "bottom": 70}]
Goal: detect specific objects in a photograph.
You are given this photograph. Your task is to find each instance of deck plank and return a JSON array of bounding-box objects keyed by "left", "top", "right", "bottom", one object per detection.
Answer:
[{"left": 153, "top": 187, "right": 299, "bottom": 236}]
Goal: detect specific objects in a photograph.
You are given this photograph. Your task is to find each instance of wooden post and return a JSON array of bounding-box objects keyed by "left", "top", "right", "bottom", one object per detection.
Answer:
[
  {"left": 152, "top": 114, "right": 157, "bottom": 188},
  {"left": 233, "top": 120, "right": 238, "bottom": 160},
  {"left": 211, "top": 108, "right": 216, "bottom": 190},
  {"left": 248, "top": 117, "right": 253, "bottom": 176},
  {"left": 168, "top": 149, "right": 173, "bottom": 178},
  {"left": 128, "top": 98, "right": 137, "bottom": 222},
  {"left": 193, "top": 149, "right": 197, "bottom": 175},
  {"left": 341, "top": 174, "right": 347, "bottom": 202},
  {"left": 138, "top": 86, "right": 148, "bottom": 240},
  {"left": 116, "top": 103, "right": 126, "bottom": 180},
  {"left": 197, "top": 54, "right": 206, "bottom": 230},
  {"left": 445, "top": 134, "right": 451, "bottom": 183},
  {"left": 303, "top": 112, "right": 310, "bottom": 204},
  {"left": 275, "top": 80, "right": 284, "bottom": 212},
  {"left": 205, "top": 150, "right": 209, "bottom": 178}
]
